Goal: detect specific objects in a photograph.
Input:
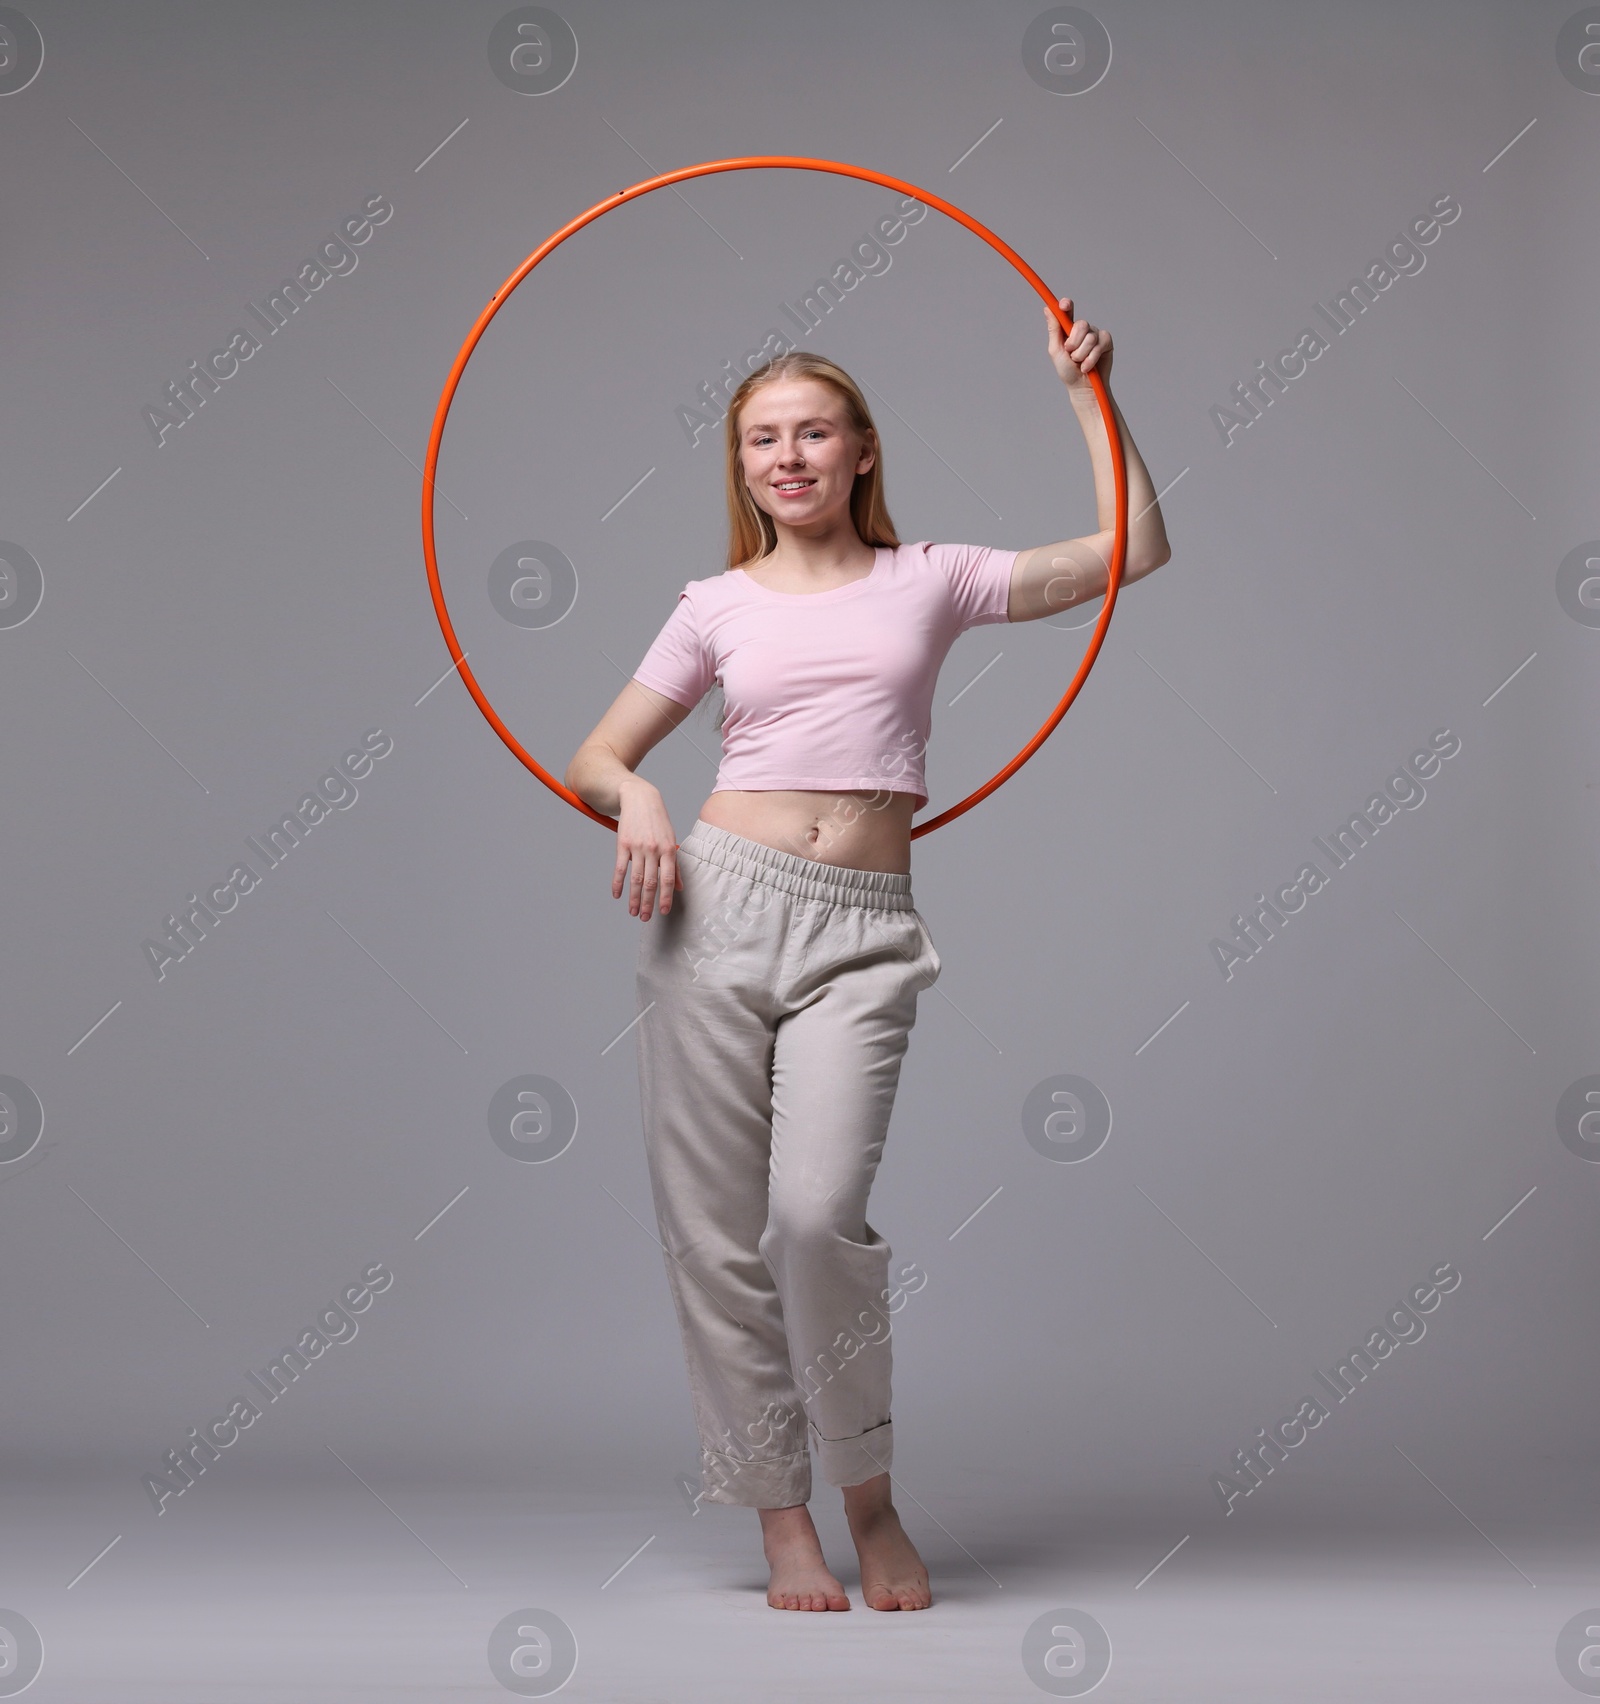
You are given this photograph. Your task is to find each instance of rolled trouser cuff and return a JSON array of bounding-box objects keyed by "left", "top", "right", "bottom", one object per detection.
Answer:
[
  {"left": 812, "top": 1418, "right": 893, "bottom": 1488},
  {"left": 698, "top": 1443, "right": 812, "bottom": 1509}
]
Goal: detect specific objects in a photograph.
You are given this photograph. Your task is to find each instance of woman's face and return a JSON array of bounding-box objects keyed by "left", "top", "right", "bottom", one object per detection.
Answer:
[{"left": 735, "top": 377, "right": 875, "bottom": 532}]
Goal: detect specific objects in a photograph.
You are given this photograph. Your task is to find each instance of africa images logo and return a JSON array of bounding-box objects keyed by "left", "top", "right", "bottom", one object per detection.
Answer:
[{"left": 141, "top": 193, "right": 394, "bottom": 448}]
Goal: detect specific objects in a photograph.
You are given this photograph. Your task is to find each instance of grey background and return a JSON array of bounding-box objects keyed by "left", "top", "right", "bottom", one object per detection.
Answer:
[{"left": 3, "top": 0, "right": 1596, "bottom": 1667}]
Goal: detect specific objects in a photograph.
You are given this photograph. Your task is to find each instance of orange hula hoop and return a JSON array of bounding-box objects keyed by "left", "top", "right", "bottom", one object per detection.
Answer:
[{"left": 420, "top": 154, "right": 1128, "bottom": 840}]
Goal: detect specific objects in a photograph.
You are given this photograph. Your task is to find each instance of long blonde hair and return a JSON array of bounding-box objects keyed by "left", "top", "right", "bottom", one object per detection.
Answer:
[{"left": 722, "top": 351, "right": 900, "bottom": 569}]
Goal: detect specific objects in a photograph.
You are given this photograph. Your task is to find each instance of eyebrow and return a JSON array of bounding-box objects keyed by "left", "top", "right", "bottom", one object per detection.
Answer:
[{"left": 742, "top": 416, "right": 838, "bottom": 434}]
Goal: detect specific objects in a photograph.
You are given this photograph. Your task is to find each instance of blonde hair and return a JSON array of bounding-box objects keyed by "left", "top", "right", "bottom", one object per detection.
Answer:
[{"left": 722, "top": 351, "right": 900, "bottom": 570}]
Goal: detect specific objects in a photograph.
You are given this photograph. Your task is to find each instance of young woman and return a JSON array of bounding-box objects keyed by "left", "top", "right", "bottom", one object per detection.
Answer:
[{"left": 564, "top": 298, "right": 1171, "bottom": 1613}]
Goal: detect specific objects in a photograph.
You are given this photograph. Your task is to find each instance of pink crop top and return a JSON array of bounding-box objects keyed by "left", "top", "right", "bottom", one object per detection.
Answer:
[{"left": 630, "top": 540, "right": 1018, "bottom": 811}]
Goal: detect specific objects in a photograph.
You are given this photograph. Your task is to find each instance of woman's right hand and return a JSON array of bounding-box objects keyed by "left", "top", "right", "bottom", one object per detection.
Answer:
[{"left": 614, "top": 776, "right": 683, "bottom": 920}]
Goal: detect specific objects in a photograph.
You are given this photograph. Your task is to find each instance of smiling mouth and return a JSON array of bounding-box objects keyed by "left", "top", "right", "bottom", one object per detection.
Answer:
[{"left": 773, "top": 479, "right": 816, "bottom": 494}]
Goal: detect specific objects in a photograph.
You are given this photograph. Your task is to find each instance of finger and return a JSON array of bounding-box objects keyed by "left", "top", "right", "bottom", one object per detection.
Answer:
[
  {"left": 639, "top": 848, "right": 660, "bottom": 921},
  {"left": 660, "top": 846, "right": 679, "bottom": 913},
  {"left": 612, "top": 847, "right": 629, "bottom": 900}
]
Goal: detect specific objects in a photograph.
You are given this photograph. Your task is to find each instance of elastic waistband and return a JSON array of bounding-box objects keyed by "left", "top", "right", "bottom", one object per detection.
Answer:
[{"left": 678, "top": 819, "right": 914, "bottom": 911}]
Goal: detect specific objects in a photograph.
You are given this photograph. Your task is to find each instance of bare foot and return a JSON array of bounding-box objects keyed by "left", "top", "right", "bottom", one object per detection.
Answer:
[
  {"left": 757, "top": 1504, "right": 851, "bottom": 1611},
  {"left": 843, "top": 1475, "right": 931, "bottom": 1611}
]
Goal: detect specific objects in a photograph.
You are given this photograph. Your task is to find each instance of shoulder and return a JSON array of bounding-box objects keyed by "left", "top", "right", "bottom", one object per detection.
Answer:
[
  {"left": 666, "top": 569, "right": 746, "bottom": 623},
  {"left": 909, "top": 540, "right": 1006, "bottom": 565},
  {"left": 895, "top": 540, "right": 982, "bottom": 570},
  {"left": 912, "top": 540, "right": 1020, "bottom": 574},
  {"left": 875, "top": 542, "right": 984, "bottom": 585},
  {"left": 666, "top": 570, "right": 724, "bottom": 602},
  {"left": 872, "top": 541, "right": 934, "bottom": 575},
  {"left": 681, "top": 568, "right": 743, "bottom": 603}
]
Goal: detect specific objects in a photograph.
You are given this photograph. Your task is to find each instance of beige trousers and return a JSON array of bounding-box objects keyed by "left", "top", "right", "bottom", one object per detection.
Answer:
[{"left": 634, "top": 818, "right": 941, "bottom": 1507}]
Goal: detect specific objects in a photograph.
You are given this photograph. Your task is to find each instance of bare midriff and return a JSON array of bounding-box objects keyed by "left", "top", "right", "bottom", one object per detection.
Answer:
[{"left": 696, "top": 788, "right": 917, "bottom": 875}]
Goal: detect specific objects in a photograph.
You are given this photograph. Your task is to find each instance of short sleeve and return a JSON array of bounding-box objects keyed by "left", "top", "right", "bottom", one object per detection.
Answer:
[
  {"left": 631, "top": 586, "right": 714, "bottom": 709},
  {"left": 924, "top": 540, "right": 1018, "bottom": 631}
]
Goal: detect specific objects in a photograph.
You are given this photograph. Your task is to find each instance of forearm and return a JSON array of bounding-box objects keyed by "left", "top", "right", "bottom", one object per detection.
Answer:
[
  {"left": 1069, "top": 381, "right": 1170, "bottom": 570},
  {"left": 564, "top": 741, "right": 657, "bottom": 817}
]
